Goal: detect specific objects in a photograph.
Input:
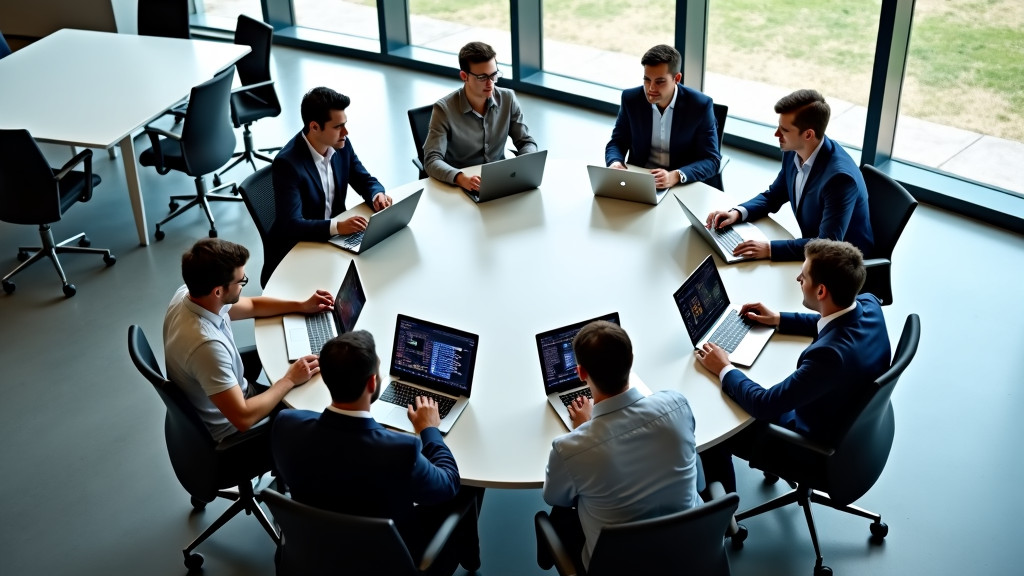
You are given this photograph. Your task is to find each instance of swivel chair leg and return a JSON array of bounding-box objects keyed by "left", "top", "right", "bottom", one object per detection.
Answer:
[{"left": 2, "top": 227, "right": 114, "bottom": 297}]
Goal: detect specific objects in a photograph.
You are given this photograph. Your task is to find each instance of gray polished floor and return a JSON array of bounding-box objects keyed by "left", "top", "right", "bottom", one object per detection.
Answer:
[{"left": 1, "top": 45, "right": 1022, "bottom": 576}]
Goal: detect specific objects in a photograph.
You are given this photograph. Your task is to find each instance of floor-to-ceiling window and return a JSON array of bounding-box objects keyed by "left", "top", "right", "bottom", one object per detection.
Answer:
[
  {"left": 195, "top": 0, "right": 263, "bottom": 28},
  {"left": 408, "top": 0, "right": 512, "bottom": 70}
]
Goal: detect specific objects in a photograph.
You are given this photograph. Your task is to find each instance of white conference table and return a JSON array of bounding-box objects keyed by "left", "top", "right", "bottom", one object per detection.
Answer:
[
  {"left": 0, "top": 29, "right": 250, "bottom": 246},
  {"left": 255, "top": 158, "right": 810, "bottom": 488}
]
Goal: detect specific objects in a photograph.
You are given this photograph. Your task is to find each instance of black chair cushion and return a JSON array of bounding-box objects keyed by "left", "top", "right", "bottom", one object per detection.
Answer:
[
  {"left": 231, "top": 88, "right": 281, "bottom": 127},
  {"left": 139, "top": 138, "right": 187, "bottom": 173}
]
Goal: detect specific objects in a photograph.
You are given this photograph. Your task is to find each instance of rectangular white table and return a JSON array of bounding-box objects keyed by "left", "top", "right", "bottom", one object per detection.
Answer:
[{"left": 0, "top": 29, "right": 249, "bottom": 246}]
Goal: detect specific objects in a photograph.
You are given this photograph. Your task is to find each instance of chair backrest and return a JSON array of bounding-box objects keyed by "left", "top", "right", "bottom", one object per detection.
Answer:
[
  {"left": 826, "top": 314, "right": 920, "bottom": 505},
  {"left": 137, "top": 0, "right": 190, "bottom": 38},
  {"left": 712, "top": 102, "right": 728, "bottom": 152},
  {"left": 261, "top": 488, "right": 421, "bottom": 576},
  {"left": 237, "top": 166, "right": 281, "bottom": 287},
  {"left": 234, "top": 14, "right": 273, "bottom": 86},
  {"left": 408, "top": 104, "right": 433, "bottom": 176},
  {"left": 861, "top": 163, "right": 918, "bottom": 261},
  {"left": 0, "top": 129, "right": 64, "bottom": 225},
  {"left": 587, "top": 493, "right": 739, "bottom": 576},
  {"left": 181, "top": 67, "right": 238, "bottom": 176},
  {"left": 127, "top": 325, "right": 219, "bottom": 502}
]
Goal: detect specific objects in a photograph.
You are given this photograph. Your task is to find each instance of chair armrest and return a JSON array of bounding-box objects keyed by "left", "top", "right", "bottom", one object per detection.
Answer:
[
  {"left": 232, "top": 79, "right": 275, "bottom": 95},
  {"left": 54, "top": 148, "right": 95, "bottom": 201},
  {"left": 863, "top": 257, "right": 890, "bottom": 269},
  {"left": 535, "top": 511, "right": 580, "bottom": 576},
  {"left": 763, "top": 423, "right": 835, "bottom": 457},
  {"left": 418, "top": 494, "right": 475, "bottom": 572},
  {"left": 718, "top": 154, "right": 731, "bottom": 174},
  {"left": 706, "top": 481, "right": 740, "bottom": 537},
  {"left": 214, "top": 421, "right": 270, "bottom": 452},
  {"left": 141, "top": 125, "right": 181, "bottom": 174},
  {"left": 412, "top": 157, "right": 424, "bottom": 172}
]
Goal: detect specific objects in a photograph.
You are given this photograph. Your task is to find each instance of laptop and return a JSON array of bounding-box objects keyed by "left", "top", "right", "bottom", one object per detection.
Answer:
[
  {"left": 674, "top": 193, "right": 770, "bottom": 263},
  {"left": 673, "top": 255, "right": 774, "bottom": 367},
  {"left": 282, "top": 260, "right": 366, "bottom": 361},
  {"left": 588, "top": 165, "right": 669, "bottom": 205},
  {"left": 535, "top": 312, "right": 652, "bottom": 430},
  {"left": 329, "top": 189, "right": 423, "bottom": 254},
  {"left": 371, "top": 314, "right": 480, "bottom": 435},
  {"left": 463, "top": 150, "right": 547, "bottom": 203}
]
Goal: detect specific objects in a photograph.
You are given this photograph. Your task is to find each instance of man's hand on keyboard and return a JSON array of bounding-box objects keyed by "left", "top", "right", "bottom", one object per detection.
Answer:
[
  {"left": 407, "top": 396, "right": 441, "bottom": 433},
  {"left": 568, "top": 396, "right": 593, "bottom": 429},
  {"left": 694, "top": 342, "right": 731, "bottom": 377},
  {"left": 300, "top": 289, "right": 335, "bottom": 314},
  {"left": 733, "top": 239, "right": 769, "bottom": 260},
  {"left": 283, "top": 354, "right": 320, "bottom": 387},
  {"left": 332, "top": 215, "right": 368, "bottom": 235},
  {"left": 706, "top": 209, "right": 740, "bottom": 230},
  {"left": 738, "top": 302, "right": 780, "bottom": 326}
]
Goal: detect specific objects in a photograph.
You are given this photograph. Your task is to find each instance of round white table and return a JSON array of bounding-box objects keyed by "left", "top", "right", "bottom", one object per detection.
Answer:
[{"left": 255, "top": 157, "right": 808, "bottom": 488}]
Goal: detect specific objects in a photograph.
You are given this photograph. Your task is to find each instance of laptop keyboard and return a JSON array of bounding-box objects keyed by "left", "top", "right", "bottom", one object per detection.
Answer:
[
  {"left": 305, "top": 313, "right": 335, "bottom": 355},
  {"left": 381, "top": 381, "right": 456, "bottom": 418},
  {"left": 336, "top": 231, "right": 363, "bottom": 250},
  {"left": 558, "top": 387, "right": 593, "bottom": 407},
  {"left": 713, "top": 226, "right": 744, "bottom": 253},
  {"left": 708, "top": 310, "right": 751, "bottom": 353}
]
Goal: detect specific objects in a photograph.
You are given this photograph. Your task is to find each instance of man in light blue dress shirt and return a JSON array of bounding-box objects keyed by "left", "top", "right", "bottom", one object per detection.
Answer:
[{"left": 542, "top": 321, "right": 702, "bottom": 571}]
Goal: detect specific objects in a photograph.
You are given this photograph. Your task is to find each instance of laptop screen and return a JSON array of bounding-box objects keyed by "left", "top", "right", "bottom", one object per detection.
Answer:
[
  {"left": 673, "top": 256, "right": 730, "bottom": 345},
  {"left": 389, "top": 315, "right": 479, "bottom": 397},
  {"left": 536, "top": 312, "right": 620, "bottom": 394},
  {"left": 335, "top": 260, "right": 365, "bottom": 333}
]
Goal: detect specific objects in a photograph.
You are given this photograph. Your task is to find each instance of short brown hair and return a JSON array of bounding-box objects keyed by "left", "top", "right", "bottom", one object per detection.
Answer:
[
  {"left": 641, "top": 44, "right": 681, "bottom": 76},
  {"left": 458, "top": 41, "right": 496, "bottom": 73},
  {"left": 775, "top": 89, "right": 830, "bottom": 140},
  {"left": 181, "top": 238, "right": 249, "bottom": 297},
  {"left": 572, "top": 321, "right": 632, "bottom": 396},
  {"left": 320, "top": 331, "right": 379, "bottom": 403},
  {"left": 804, "top": 239, "right": 866, "bottom": 308}
]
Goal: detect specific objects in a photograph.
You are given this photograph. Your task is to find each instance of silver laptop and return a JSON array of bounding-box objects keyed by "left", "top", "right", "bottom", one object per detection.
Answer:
[
  {"left": 674, "top": 193, "right": 769, "bottom": 264},
  {"left": 282, "top": 260, "right": 366, "bottom": 361},
  {"left": 535, "top": 312, "right": 652, "bottom": 430},
  {"left": 329, "top": 189, "right": 423, "bottom": 253},
  {"left": 464, "top": 150, "right": 547, "bottom": 203},
  {"left": 371, "top": 314, "right": 479, "bottom": 435},
  {"left": 673, "top": 255, "right": 773, "bottom": 367},
  {"left": 588, "top": 165, "right": 669, "bottom": 205}
]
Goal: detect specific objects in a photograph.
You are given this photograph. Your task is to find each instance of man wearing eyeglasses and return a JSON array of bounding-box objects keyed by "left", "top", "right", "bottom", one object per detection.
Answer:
[
  {"left": 163, "top": 238, "right": 333, "bottom": 452},
  {"left": 423, "top": 41, "right": 538, "bottom": 192},
  {"left": 605, "top": 44, "right": 721, "bottom": 189}
]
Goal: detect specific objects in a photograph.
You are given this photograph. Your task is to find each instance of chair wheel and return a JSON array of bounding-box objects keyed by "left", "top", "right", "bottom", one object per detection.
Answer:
[
  {"left": 213, "top": 174, "right": 222, "bottom": 187},
  {"left": 814, "top": 564, "right": 833, "bottom": 576},
  {"left": 870, "top": 521, "right": 888, "bottom": 539},
  {"left": 190, "top": 496, "right": 207, "bottom": 510},
  {"left": 2, "top": 280, "right": 14, "bottom": 294},
  {"left": 17, "top": 250, "right": 30, "bottom": 262},
  {"left": 169, "top": 201, "right": 179, "bottom": 211},
  {"left": 155, "top": 229, "right": 166, "bottom": 241},
  {"left": 731, "top": 524, "right": 748, "bottom": 549},
  {"left": 78, "top": 236, "right": 91, "bottom": 247},
  {"left": 208, "top": 229, "right": 218, "bottom": 238},
  {"left": 184, "top": 552, "right": 204, "bottom": 570},
  {"left": 104, "top": 254, "right": 117, "bottom": 267},
  {"left": 63, "top": 283, "right": 77, "bottom": 298}
]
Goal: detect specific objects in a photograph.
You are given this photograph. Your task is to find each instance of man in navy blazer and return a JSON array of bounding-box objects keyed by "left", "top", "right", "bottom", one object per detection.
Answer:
[
  {"left": 266, "top": 87, "right": 392, "bottom": 285},
  {"left": 272, "top": 330, "right": 481, "bottom": 574},
  {"left": 695, "top": 239, "right": 891, "bottom": 493},
  {"left": 605, "top": 44, "right": 720, "bottom": 188},
  {"left": 707, "top": 89, "right": 873, "bottom": 262}
]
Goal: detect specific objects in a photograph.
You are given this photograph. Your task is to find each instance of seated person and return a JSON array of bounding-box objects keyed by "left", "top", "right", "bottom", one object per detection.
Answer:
[
  {"left": 272, "top": 331, "right": 482, "bottom": 574},
  {"left": 706, "top": 89, "right": 873, "bottom": 262},
  {"left": 268, "top": 87, "right": 393, "bottom": 285},
  {"left": 542, "top": 321, "right": 701, "bottom": 571},
  {"left": 163, "top": 239, "right": 327, "bottom": 473},
  {"left": 605, "top": 44, "right": 721, "bottom": 189},
  {"left": 423, "top": 41, "right": 538, "bottom": 192},
  {"left": 695, "top": 239, "right": 891, "bottom": 493}
]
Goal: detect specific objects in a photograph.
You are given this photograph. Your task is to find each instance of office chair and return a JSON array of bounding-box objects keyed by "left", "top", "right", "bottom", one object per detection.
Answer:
[
  {"left": 212, "top": 15, "right": 283, "bottom": 186},
  {"left": 137, "top": 0, "right": 190, "bottom": 38},
  {"left": 731, "top": 314, "right": 921, "bottom": 576},
  {"left": 127, "top": 325, "right": 279, "bottom": 570},
  {"left": 139, "top": 67, "right": 242, "bottom": 240},
  {"left": 261, "top": 487, "right": 475, "bottom": 576},
  {"left": 408, "top": 104, "right": 433, "bottom": 180},
  {"left": 0, "top": 129, "right": 116, "bottom": 298},
  {"left": 535, "top": 491, "right": 740, "bottom": 576},
  {"left": 860, "top": 163, "right": 918, "bottom": 305},
  {"left": 237, "top": 166, "right": 282, "bottom": 288},
  {"left": 705, "top": 103, "right": 730, "bottom": 191}
]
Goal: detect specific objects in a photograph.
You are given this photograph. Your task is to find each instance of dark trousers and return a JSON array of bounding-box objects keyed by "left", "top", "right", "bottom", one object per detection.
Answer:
[{"left": 411, "top": 486, "right": 486, "bottom": 576}]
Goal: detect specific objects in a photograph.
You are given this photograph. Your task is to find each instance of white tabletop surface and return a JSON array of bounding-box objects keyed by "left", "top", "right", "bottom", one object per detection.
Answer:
[{"left": 255, "top": 158, "right": 809, "bottom": 488}]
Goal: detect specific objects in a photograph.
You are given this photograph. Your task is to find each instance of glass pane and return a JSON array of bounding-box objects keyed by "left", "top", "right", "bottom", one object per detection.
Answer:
[
  {"left": 705, "top": 0, "right": 880, "bottom": 152},
  {"left": 409, "top": 0, "right": 511, "bottom": 67},
  {"left": 893, "top": 0, "right": 1024, "bottom": 195},
  {"left": 196, "top": 0, "right": 264, "bottom": 27},
  {"left": 541, "top": 0, "right": 674, "bottom": 89},
  {"left": 294, "top": 0, "right": 380, "bottom": 40}
]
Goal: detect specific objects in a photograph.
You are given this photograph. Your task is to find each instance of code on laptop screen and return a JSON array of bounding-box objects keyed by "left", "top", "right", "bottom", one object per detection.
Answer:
[
  {"left": 536, "top": 312, "right": 620, "bottom": 392},
  {"left": 673, "top": 257, "right": 730, "bottom": 346},
  {"left": 390, "top": 316, "right": 479, "bottom": 395}
]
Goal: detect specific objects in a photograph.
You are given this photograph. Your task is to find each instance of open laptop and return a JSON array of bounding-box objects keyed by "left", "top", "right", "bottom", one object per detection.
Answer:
[
  {"left": 329, "top": 189, "right": 423, "bottom": 254},
  {"left": 282, "top": 260, "right": 366, "bottom": 361},
  {"left": 587, "top": 165, "right": 669, "bottom": 205},
  {"left": 673, "top": 193, "right": 769, "bottom": 264},
  {"left": 463, "top": 150, "right": 547, "bottom": 203},
  {"left": 370, "top": 314, "right": 480, "bottom": 435},
  {"left": 673, "top": 255, "right": 774, "bottom": 367},
  {"left": 535, "top": 312, "right": 652, "bottom": 430}
]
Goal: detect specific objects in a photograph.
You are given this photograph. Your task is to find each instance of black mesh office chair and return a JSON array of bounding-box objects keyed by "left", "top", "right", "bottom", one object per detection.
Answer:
[
  {"left": 237, "top": 166, "right": 282, "bottom": 288},
  {"left": 261, "top": 487, "right": 475, "bottom": 576},
  {"left": 213, "top": 15, "right": 283, "bottom": 186},
  {"left": 0, "top": 129, "right": 116, "bottom": 298},
  {"left": 859, "top": 163, "right": 918, "bottom": 305},
  {"left": 535, "top": 491, "right": 740, "bottom": 576},
  {"left": 408, "top": 104, "right": 433, "bottom": 180},
  {"left": 139, "top": 67, "right": 242, "bottom": 240},
  {"left": 127, "top": 325, "right": 279, "bottom": 571},
  {"left": 731, "top": 314, "right": 921, "bottom": 576},
  {"left": 137, "top": 0, "right": 190, "bottom": 38},
  {"left": 705, "top": 103, "right": 730, "bottom": 191}
]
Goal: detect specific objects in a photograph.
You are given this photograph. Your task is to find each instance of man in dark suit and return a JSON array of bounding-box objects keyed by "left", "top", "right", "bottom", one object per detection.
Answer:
[
  {"left": 605, "top": 44, "right": 721, "bottom": 188},
  {"left": 266, "top": 87, "right": 393, "bottom": 285},
  {"left": 271, "top": 330, "right": 481, "bottom": 574},
  {"left": 694, "top": 239, "right": 891, "bottom": 493},
  {"left": 706, "top": 89, "right": 873, "bottom": 262}
]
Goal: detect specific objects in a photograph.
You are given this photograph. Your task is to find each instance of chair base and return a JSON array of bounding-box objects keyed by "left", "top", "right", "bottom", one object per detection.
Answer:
[
  {"left": 155, "top": 176, "right": 241, "bottom": 240},
  {"left": 213, "top": 124, "right": 281, "bottom": 186},
  {"left": 2, "top": 226, "right": 115, "bottom": 298},
  {"left": 181, "top": 481, "right": 279, "bottom": 570}
]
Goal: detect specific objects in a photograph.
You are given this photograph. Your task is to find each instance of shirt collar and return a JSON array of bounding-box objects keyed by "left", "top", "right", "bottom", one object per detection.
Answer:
[
  {"left": 591, "top": 386, "right": 645, "bottom": 419},
  {"left": 302, "top": 132, "right": 335, "bottom": 164},
  {"left": 458, "top": 87, "right": 496, "bottom": 116},
  {"left": 817, "top": 300, "right": 858, "bottom": 333},
  {"left": 326, "top": 405, "right": 373, "bottom": 418},
  {"left": 183, "top": 290, "right": 227, "bottom": 327},
  {"left": 795, "top": 137, "right": 825, "bottom": 171},
  {"left": 651, "top": 84, "right": 679, "bottom": 113}
]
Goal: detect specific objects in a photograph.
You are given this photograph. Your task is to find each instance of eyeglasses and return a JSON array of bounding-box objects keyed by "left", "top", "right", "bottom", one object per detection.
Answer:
[
  {"left": 234, "top": 274, "right": 249, "bottom": 287},
  {"left": 468, "top": 70, "right": 503, "bottom": 83}
]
